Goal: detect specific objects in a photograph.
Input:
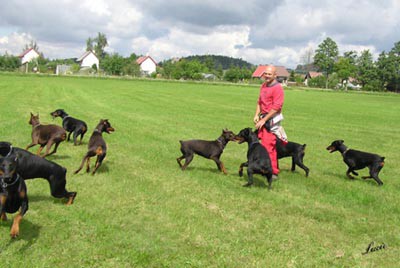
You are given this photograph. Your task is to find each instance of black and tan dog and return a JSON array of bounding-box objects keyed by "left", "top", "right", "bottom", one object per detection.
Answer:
[
  {"left": 0, "top": 142, "right": 76, "bottom": 205},
  {"left": 74, "top": 119, "right": 115, "bottom": 175},
  {"left": 0, "top": 156, "right": 29, "bottom": 238},
  {"left": 50, "top": 109, "right": 88, "bottom": 145},
  {"left": 177, "top": 129, "right": 236, "bottom": 174},
  {"left": 26, "top": 112, "right": 66, "bottom": 157},
  {"left": 235, "top": 128, "right": 273, "bottom": 189},
  {"left": 276, "top": 139, "right": 310, "bottom": 177},
  {"left": 326, "top": 140, "right": 385, "bottom": 185}
]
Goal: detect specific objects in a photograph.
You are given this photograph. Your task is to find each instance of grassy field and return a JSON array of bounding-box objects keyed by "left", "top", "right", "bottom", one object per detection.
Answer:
[{"left": 0, "top": 73, "right": 399, "bottom": 267}]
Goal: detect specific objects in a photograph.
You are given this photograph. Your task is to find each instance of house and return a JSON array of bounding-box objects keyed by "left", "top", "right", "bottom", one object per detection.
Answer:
[
  {"left": 19, "top": 48, "right": 40, "bottom": 72},
  {"left": 252, "top": 65, "right": 290, "bottom": 85},
  {"left": 76, "top": 51, "right": 99, "bottom": 70},
  {"left": 136, "top": 55, "right": 157, "bottom": 75},
  {"left": 19, "top": 48, "right": 40, "bottom": 65},
  {"left": 304, "top": 71, "right": 323, "bottom": 86}
]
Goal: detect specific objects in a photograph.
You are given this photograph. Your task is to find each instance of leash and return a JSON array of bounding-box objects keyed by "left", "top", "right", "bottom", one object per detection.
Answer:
[{"left": 1, "top": 174, "right": 20, "bottom": 189}]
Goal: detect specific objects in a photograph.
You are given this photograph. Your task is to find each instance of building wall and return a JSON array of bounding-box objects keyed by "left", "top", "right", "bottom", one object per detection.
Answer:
[
  {"left": 140, "top": 59, "right": 156, "bottom": 74},
  {"left": 81, "top": 53, "right": 99, "bottom": 69},
  {"left": 21, "top": 51, "right": 39, "bottom": 64}
]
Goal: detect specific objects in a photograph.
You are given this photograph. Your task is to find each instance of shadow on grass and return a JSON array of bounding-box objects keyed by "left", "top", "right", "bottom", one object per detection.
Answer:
[
  {"left": 72, "top": 162, "right": 110, "bottom": 175},
  {"left": 322, "top": 170, "right": 382, "bottom": 186},
  {"left": 0, "top": 218, "right": 41, "bottom": 252},
  {"left": 46, "top": 154, "right": 71, "bottom": 160}
]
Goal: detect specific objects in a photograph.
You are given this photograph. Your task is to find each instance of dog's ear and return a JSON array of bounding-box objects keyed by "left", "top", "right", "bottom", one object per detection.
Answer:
[{"left": 339, "top": 140, "right": 344, "bottom": 144}]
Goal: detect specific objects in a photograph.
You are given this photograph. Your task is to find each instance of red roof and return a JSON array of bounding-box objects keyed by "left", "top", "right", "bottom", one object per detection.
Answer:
[
  {"left": 252, "top": 65, "right": 289, "bottom": 78},
  {"left": 19, "top": 48, "right": 39, "bottom": 58},
  {"left": 306, "top": 71, "right": 323, "bottom": 78},
  {"left": 136, "top": 56, "right": 157, "bottom": 66}
]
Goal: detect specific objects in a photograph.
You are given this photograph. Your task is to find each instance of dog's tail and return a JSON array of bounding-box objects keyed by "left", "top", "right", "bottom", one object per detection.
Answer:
[{"left": 74, "top": 154, "right": 89, "bottom": 174}]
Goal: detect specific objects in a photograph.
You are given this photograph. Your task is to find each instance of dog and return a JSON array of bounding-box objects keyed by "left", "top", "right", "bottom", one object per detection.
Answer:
[
  {"left": 74, "top": 119, "right": 115, "bottom": 175},
  {"left": 177, "top": 129, "right": 236, "bottom": 174},
  {"left": 235, "top": 128, "right": 273, "bottom": 189},
  {"left": 0, "top": 156, "right": 29, "bottom": 238},
  {"left": 26, "top": 112, "right": 66, "bottom": 157},
  {"left": 276, "top": 139, "right": 310, "bottom": 177},
  {"left": 0, "top": 141, "right": 77, "bottom": 205},
  {"left": 326, "top": 140, "right": 385, "bottom": 185},
  {"left": 50, "top": 109, "right": 88, "bottom": 145}
]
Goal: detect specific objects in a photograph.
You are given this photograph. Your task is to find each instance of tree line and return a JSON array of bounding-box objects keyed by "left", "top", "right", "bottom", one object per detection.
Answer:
[
  {"left": 1, "top": 33, "right": 400, "bottom": 91},
  {"left": 302, "top": 37, "right": 400, "bottom": 92}
]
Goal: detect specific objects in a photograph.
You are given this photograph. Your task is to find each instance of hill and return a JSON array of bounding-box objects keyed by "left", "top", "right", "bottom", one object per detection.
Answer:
[{"left": 163, "top": 54, "right": 255, "bottom": 70}]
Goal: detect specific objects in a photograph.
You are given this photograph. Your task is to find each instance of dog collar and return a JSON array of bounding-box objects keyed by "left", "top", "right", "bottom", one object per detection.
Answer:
[
  {"left": 216, "top": 137, "right": 226, "bottom": 149},
  {"left": 249, "top": 141, "right": 259, "bottom": 147},
  {"left": 63, "top": 115, "right": 71, "bottom": 123},
  {"left": 1, "top": 174, "right": 20, "bottom": 189},
  {"left": 342, "top": 148, "right": 349, "bottom": 156}
]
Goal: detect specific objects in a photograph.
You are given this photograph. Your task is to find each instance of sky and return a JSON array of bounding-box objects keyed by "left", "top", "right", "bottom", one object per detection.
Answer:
[{"left": 1, "top": 0, "right": 399, "bottom": 68}]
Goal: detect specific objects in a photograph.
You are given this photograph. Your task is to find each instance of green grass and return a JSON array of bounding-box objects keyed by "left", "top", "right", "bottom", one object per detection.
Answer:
[{"left": 0, "top": 73, "right": 399, "bottom": 267}]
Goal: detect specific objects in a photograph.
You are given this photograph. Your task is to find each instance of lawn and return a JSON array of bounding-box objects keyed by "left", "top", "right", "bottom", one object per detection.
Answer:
[{"left": 0, "top": 73, "right": 399, "bottom": 267}]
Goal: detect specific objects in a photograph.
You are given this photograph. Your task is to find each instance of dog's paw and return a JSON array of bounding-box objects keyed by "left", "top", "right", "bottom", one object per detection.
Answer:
[{"left": 242, "top": 182, "right": 253, "bottom": 187}]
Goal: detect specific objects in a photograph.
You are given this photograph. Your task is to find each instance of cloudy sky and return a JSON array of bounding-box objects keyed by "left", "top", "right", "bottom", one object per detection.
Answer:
[{"left": 1, "top": 0, "right": 399, "bottom": 68}]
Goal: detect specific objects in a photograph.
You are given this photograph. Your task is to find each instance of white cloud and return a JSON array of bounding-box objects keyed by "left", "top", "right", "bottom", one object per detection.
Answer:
[{"left": 1, "top": 0, "right": 400, "bottom": 68}]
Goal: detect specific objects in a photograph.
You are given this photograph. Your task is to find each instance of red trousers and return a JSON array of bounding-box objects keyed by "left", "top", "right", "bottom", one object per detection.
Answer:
[{"left": 258, "top": 127, "right": 279, "bottom": 175}]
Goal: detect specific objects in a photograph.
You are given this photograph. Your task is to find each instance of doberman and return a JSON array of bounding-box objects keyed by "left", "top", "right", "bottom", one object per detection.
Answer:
[
  {"left": 276, "top": 139, "right": 310, "bottom": 177},
  {"left": 74, "top": 119, "right": 115, "bottom": 175},
  {"left": 177, "top": 129, "right": 236, "bottom": 174},
  {"left": 0, "top": 156, "right": 29, "bottom": 238},
  {"left": 0, "top": 142, "right": 77, "bottom": 205},
  {"left": 234, "top": 128, "right": 273, "bottom": 189},
  {"left": 326, "top": 140, "right": 385, "bottom": 185},
  {"left": 50, "top": 109, "right": 88, "bottom": 145},
  {"left": 26, "top": 112, "right": 66, "bottom": 157}
]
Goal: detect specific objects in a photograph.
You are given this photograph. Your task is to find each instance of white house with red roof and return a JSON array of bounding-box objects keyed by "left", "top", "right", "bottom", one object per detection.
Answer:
[
  {"left": 136, "top": 55, "right": 157, "bottom": 75},
  {"left": 19, "top": 48, "right": 40, "bottom": 65},
  {"left": 252, "top": 65, "right": 290, "bottom": 85},
  {"left": 77, "top": 50, "right": 99, "bottom": 70}
]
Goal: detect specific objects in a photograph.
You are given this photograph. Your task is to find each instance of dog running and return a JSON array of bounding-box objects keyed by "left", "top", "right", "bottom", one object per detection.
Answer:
[
  {"left": 0, "top": 141, "right": 77, "bottom": 205},
  {"left": 326, "top": 140, "right": 385, "bottom": 185},
  {"left": 26, "top": 112, "right": 66, "bottom": 157},
  {"left": 276, "top": 139, "right": 309, "bottom": 177},
  {"left": 50, "top": 109, "right": 88, "bottom": 145},
  {"left": 74, "top": 119, "right": 115, "bottom": 175}
]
